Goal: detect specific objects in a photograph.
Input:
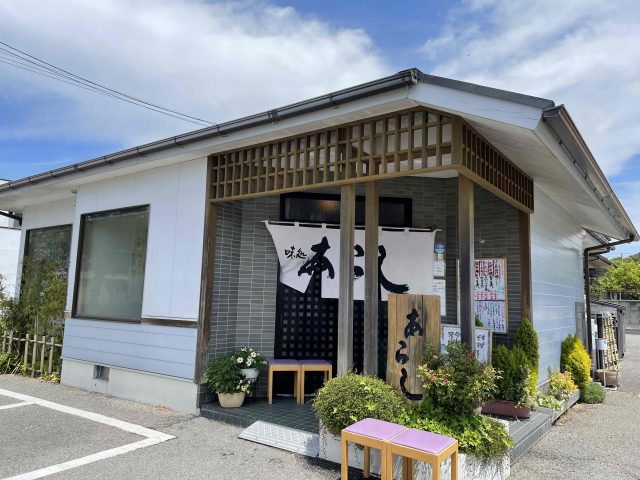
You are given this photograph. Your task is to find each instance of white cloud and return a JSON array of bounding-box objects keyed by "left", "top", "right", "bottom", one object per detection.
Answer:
[
  {"left": 420, "top": 0, "right": 640, "bottom": 178},
  {"left": 0, "top": 0, "right": 389, "bottom": 147}
]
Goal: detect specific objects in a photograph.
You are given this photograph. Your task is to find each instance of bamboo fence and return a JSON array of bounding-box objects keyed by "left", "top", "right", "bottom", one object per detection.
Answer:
[{"left": 1, "top": 331, "right": 63, "bottom": 377}]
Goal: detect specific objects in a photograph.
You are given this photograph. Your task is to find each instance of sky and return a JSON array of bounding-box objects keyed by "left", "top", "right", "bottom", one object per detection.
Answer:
[{"left": 0, "top": 0, "right": 639, "bottom": 255}]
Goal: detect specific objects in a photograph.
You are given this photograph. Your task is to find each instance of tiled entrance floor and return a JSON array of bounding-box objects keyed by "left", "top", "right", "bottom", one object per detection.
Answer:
[{"left": 200, "top": 397, "right": 319, "bottom": 433}]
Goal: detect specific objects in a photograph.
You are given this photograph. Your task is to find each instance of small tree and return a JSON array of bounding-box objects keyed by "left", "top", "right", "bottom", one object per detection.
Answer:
[
  {"left": 514, "top": 317, "right": 539, "bottom": 392},
  {"left": 597, "top": 258, "right": 640, "bottom": 299}
]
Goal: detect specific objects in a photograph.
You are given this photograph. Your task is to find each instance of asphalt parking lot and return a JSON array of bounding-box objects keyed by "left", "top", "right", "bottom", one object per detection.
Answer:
[{"left": 0, "top": 375, "right": 340, "bottom": 480}]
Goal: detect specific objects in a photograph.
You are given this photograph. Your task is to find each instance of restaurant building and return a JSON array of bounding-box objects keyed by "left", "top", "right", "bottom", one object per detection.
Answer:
[{"left": 0, "top": 69, "right": 635, "bottom": 412}]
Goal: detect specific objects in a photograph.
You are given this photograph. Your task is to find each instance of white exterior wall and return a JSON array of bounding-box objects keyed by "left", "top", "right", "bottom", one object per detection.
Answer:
[
  {"left": 0, "top": 224, "right": 20, "bottom": 296},
  {"left": 16, "top": 198, "right": 77, "bottom": 295},
  {"left": 64, "top": 157, "right": 207, "bottom": 322},
  {"left": 61, "top": 157, "right": 207, "bottom": 382},
  {"left": 531, "top": 187, "right": 584, "bottom": 383}
]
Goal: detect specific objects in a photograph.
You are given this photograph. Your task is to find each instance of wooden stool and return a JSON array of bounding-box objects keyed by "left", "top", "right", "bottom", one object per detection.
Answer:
[
  {"left": 341, "top": 418, "right": 407, "bottom": 480},
  {"left": 385, "top": 428, "right": 458, "bottom": 480},
  {"left": 267, "top": 359, "right": 301, "bottom": 404},
  {"left": 299, "top": 359, "right": 332, "bottom": 404}
]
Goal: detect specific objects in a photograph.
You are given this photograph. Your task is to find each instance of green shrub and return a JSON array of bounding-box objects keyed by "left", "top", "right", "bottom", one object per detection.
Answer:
[
  {"left": 548, "top": 370, "right": 578, "bottom": 401},
  {"left": 514, "top": 317, "right": 539, "bottom": 392},
  {"left": 313, "top": 373, "right": 407, "bottom": 433},
  {"left": 581, "top": 382, "right": 606, "bottom": 404},
  {"left": 418, "top": 342, "right": 498, "bottom": 416},
  {"left": 536, "top": 394, "right": 562, "bottom": 410},
  {"left": 0, "top": 258, "right": 67, "bottom": 336},
  {"left": 407, "top": 405, "right": 513, "bottom": 461},
  {"left": 205, "top": 355, "right": 251, "bottom": 394},
  {"left": 492, "top": 345, "right": 534, "bottom": 408},
  {"left": 561, "top": 335, "right": 591, "bottom": 389},
  {"left": 0, "top": 352, "right": 21, "bottom": 374}
]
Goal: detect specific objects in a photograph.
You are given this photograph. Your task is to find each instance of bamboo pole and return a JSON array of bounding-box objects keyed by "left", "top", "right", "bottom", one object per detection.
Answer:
[
  {"left": 24, "top": 333, "right": 29, "bottom": 367},
  {"left": 39, "top": 335, "right": 46, "bottom": 375},
  {"left": 31, "top": 335, "right": 37, "bottom": 377},
  {"left": 48, "top": 337, "right": 55, "bottom": 374}
]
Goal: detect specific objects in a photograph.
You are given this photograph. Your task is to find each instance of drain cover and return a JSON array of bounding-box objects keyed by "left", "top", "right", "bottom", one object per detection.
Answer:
[{"left": 239, "top": 421, "right": 319, "bottom": 457}]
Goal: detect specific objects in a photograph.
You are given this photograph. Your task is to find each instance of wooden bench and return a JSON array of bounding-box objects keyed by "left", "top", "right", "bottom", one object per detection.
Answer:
[
  {"left": 385, "top": 428, "right": 458, "bottom": 480},
  {"left": 341, "top": 418, "right": 407, "bottom": 479}
]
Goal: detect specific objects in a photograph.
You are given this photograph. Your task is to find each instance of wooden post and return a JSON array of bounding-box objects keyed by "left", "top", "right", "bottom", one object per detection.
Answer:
[
  {"left": 39, "top": 335, "right": 46, "bottom": 375},
  {"left": 363, "top": 181, "right": 379, "bottom": 376},
  {"left": 48, "top": 337, "right": 55, "bottom": 374},
  {"left": 194, "top": 160, "right": 218, "bottom": 386},
  {"left": 31, "top": 335, "right": 37, "bottom": 377},
  {"left": 24, "top": 333, "right": 29, "bottom": 367},
  {"left": 519, "top": 210, "right": 532, "bottom": 321},
  {"left": 458, "top": 175, "right": 475, "bottom": 349},
  {"left": 337, "top": 184, "right": 356, "bottom": 376}
]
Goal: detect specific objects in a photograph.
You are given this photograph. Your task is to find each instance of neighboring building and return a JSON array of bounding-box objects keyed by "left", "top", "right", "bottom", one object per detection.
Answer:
[
  {"left": 0, "top": 69, "right": 636, "bottom": 413},
  {"left": 0, "top": 179, "right": 21, "bottom": 297}
]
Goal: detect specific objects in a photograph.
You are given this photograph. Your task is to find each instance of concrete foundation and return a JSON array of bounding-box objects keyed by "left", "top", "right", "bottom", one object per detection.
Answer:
[{"left": 61, "top": 358, "right": 199, "bottom": 414}]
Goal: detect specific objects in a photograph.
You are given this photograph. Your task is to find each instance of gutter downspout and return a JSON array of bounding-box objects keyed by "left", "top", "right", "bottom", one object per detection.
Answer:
[{"left": 584, "top": 235, "right": 635, "bottom": 355}]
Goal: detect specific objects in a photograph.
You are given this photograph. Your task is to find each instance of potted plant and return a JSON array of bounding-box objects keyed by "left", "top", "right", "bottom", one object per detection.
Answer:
[
  {"left": 206, "top": 354, "right": 251, "bottom": 408},
  {"left": 232, "top": 346, "right": 267, "bottom": 382},
  {"left": 483, "top": 345, "right": 534, "bottom": 419}
]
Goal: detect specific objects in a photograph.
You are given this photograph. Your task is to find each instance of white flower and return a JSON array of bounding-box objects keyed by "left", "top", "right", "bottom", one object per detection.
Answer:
[
  {"left": 247, "top": 359, "right": 253, "bottom": 366},
  {"left": 236, "top": 357, "right": 243, "bottom": 364},
  {"left": 250, "top": 352, "right": 257, "bottom": 358}
]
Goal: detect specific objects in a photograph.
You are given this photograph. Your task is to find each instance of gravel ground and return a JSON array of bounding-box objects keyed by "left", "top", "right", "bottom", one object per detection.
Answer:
[{"left": 511, "top": 333, "right": 640, "bottom": 479}]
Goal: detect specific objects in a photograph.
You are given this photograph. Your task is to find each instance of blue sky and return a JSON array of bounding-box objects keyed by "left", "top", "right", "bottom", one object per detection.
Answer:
[{"left": 0, "top": 0, "right": 639, "bottom": 255}]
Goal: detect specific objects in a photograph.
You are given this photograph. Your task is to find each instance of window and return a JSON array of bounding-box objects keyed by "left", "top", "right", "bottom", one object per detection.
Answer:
[
  {"left": 24, "top": 225, "right": 73, "bottom": 276},
  {"left": 281, "top": 193, "right": 412, "bottom": 227},
  {"left": 74, "top": 206, "right": 149, "bottom": 321}
]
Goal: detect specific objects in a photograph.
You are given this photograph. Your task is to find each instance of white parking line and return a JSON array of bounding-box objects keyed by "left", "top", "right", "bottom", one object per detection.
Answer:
[
  {"left": 0, "top": 388, "right": 175, "bottom": 480},
  {"left": 0, "top": 401, "right": 34, "bottom": 411}
]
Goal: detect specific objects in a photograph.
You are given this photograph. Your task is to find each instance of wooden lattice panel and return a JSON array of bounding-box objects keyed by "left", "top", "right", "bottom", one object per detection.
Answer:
[
  {"left": 459, "top": 123, "right": 534, "bottom": 212},
  {"left": 210, "top": 108, "right": 454, "bottom": 200}
]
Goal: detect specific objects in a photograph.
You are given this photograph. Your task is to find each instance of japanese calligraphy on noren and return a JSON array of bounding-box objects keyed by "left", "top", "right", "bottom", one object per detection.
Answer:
[{"left": 265, "top": 222, "right": 435, "bottom": 300}]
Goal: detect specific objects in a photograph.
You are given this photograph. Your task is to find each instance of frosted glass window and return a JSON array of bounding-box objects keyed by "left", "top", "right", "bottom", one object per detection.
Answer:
[{"left": 75, "top": 206, "right": 149, "bottom": 321}]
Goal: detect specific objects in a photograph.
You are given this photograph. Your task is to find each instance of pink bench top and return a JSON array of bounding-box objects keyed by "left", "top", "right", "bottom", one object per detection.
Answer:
[
  {"left": 388, "top": 428, "right": 456, "bottom": 454},
  {"left": 299, "top": 359, "right": 331, "bottom": 366},
  {"left": 343, "top": 418, "right": 407, "bottom": 441},
  {"left": 269, "top": 359, "right": 300, "bottom": 366}
]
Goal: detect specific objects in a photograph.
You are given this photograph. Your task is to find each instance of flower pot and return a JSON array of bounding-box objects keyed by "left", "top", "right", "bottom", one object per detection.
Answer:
[
  {"left": 597, "top": 369, "right": 620, "bottom": 387},
  {"left": 217, "top": 392, "right": 246, "bottom": 408},
  {"left": 482, "top": 399, "right": 530, "bottom": 419},
  {"left": 241, "top": 368, "right": 259, "bottom": 381}
]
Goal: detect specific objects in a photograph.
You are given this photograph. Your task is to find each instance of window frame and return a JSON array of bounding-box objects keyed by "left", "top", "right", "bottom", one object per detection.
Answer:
[{"left": 71, "top": 204, "right": 151, "bottom": 323}]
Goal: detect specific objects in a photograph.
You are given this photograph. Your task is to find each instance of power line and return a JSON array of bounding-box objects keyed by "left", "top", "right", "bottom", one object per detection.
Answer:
[{"left": 0, "top": 41, "right": 216, "bottom": 128}]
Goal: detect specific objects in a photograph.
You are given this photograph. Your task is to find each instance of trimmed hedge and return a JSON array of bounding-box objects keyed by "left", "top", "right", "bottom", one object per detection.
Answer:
[
  {"left": 561, "top": 335, "right": 591, "bottom": 389},
  {"left": 313, "top": 373, "right": 407, "bottom": 433},
  {"left": 581, "top": 382, "right": 606, "bottom": 404},
  {"left": 514, "top": 317, "right": 539, "bottom": 392}
]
